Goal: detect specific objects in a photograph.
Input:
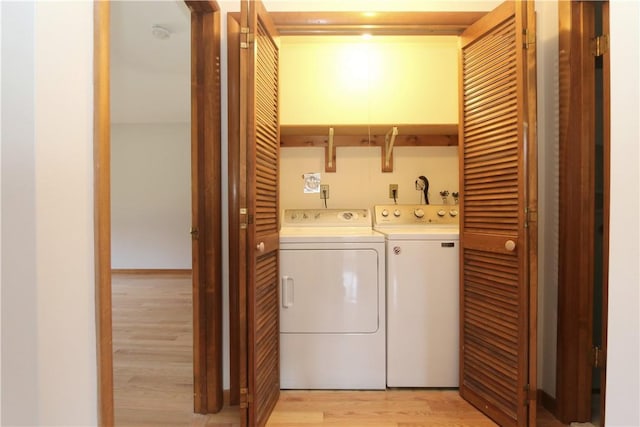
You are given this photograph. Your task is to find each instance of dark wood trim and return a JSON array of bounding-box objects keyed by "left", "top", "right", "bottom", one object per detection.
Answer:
[
  {"left": 556, "top": 1, "right": 598, "bottom": 423},
  {"left": 223, "top": 389, "right": 232, "bottom": 406},
  {"left": 538, "top": 389, "right": 558, "bottom": 416},
  {"left": 280, "top": 125, "right": 457, "bottom": 172},
  {"left": 237, "top": 4, "right": 250, "bottom": 424},
  {"left": 280, "top": 130, "right": 456, "bottom": 173},
  {"left": 94, "top": 2, "right": 114, "bottom": 425},
  {"left": 281, "top": 130, "right": 457, "bottom": 147},
  {"left": 269, "top": 11, "right": 486, "bottom": 35},
  {"left": 226, "top": 11, "right": 242, "bottom": 406},
  {"left": 111, "top": 269, "right": 191, "bottom": 275},
  {"left": 233, "top": 10, "right": 486, "bottom": 36},
  {"left": 186, "top": 0, "right": 223, "bottom": 414},
  {"left": 185, "top": 0, "right": 220, "bottom": 14},
  {"left": 599, "top": 3, "right": 610, "bottom": 425},
  {"left": 188, "top": 3, "right": 206, "bottom": 413}
]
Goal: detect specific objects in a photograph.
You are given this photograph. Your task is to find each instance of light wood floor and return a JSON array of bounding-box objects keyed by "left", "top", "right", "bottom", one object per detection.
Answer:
[{"left": 112, "top": 272, "right": 566, "bottom": 427}]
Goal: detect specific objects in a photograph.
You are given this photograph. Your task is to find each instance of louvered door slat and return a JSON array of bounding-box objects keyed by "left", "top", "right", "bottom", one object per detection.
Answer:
[
  {"left": 467, "top": 141, "right": 517, "bottom": 160},
  {"left": 459, "top": 1, "right": 536, "bottom": 426},
  {"left": 465, "top": 100, "right": 518, "bottom": 130},
  {"left": 465, "top": 131, "right": 518, "bottom": 150},
  {"left": 465, "top": 84, "right": 517, "bottom": 113},
  {"left": 465, "top": 113, "right": 519, "bottom": 139}
]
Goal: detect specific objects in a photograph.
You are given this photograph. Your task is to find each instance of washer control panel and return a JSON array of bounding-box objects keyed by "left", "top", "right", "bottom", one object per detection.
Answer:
[
  {"left": 282, "top": 208, "right": 372, "bottom": 228},
  {"left": 374, "top": 205, "right": 459, "bottom": 226}
]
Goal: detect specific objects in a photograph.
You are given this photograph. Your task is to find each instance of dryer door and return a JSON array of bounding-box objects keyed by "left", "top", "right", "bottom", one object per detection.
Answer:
[{"left": 280, "top": 248, "right": 380, "bottom": 334}]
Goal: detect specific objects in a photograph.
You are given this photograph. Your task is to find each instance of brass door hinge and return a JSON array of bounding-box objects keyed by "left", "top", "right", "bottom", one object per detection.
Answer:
[
  {"left": 592, "top": 345, "right": 606, "bottom": 369},
  {"left": 523, "top": 384, "right": 536, "bottom": 406},
  {"left": 239, "top": 387, "right": 253, "bottom": 408},
  {"left": 240, "top": 27, "right": 254, "bottom": 49},
  {"left": 523, "top": 28, "right": 535, "bottom": 50},
  {"left": 240, "top": 208, "right": 248, "bottom": 229},
  {"left": 190, "top": 227, "right": 199, "bottom": 240},
  {"left": 591, "top": 34, "right": 609, "bottom": 57}
]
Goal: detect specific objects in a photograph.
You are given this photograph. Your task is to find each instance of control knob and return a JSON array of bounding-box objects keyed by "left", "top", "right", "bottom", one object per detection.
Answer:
[
  {"left": 393, "top": 209, "right": 401, "bottom": 217},
  {"left": 449, "top": 209, "right": 459, "bottom": 217},
  {"left": 437, "top": 209, "right": 447, "bottom": 217},
  {"left": 381, "top": 209, "right": 389, "bottom": 217},
  {"left": 414, "top": 208, "right": 425, "bottom": 218}
]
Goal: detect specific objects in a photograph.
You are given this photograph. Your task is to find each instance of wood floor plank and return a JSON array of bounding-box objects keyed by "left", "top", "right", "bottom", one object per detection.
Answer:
[
  {"left": 112, "top": 272, "right": 565, "bottom": 427},
  {"left": 112, "top": 273, "right": 241, "bottom": 427}
]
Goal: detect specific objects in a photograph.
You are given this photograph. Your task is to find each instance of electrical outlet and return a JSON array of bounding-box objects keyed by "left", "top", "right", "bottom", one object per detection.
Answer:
[
  {"left": 320, "top": 185, "right": 330, "bottom": 199},
  {"left": 389, "top": 184, "right": 398, "bottom": 199}
]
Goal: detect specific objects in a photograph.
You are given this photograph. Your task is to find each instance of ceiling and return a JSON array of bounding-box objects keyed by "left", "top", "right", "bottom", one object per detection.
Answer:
[{"left": 110, "top": 1, "right": 191, "bottom": 124}]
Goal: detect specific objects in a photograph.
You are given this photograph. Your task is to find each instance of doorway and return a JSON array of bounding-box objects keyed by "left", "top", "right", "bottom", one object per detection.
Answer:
[
  {"left": 229, "top": 1, "right": 537, "bottom": 422},
  {"left": 94, "top": 1, "right": 223, "bottom": 424},
  {"left": 109, "top": 1, "right": 193, "bottom": 423}
]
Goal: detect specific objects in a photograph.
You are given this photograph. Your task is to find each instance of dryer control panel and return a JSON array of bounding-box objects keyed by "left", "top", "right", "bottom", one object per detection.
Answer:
[
  {"left": 281, "top": 208, "right": 372, "bottom": 228},
  {"left": 373, "top": 204, "right": 459, "bottom": 227}
]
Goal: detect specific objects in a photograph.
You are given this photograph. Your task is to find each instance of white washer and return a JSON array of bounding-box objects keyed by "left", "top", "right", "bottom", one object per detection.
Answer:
[
  {"left": 279, "top": 208, "right": 386, "bottom": 389},
  {"left": 374, "top": 204, "right": 460, "bottom": 388}
]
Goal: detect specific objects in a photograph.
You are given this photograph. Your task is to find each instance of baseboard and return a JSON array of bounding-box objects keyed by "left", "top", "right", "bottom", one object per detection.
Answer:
[
  {"left": 538, "top": 389, "right": 558, "bottom": 414},
  {"left": 111, "top": 268, "right": 192, "bottom": 275}
]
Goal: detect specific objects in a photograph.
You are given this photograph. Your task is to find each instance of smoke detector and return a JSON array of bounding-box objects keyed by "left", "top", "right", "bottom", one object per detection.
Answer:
[{"left": 151, "top": 25, "right": 171, "bottom": 40}]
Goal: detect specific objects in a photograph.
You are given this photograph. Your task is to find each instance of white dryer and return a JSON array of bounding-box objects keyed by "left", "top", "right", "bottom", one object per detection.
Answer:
[
  {"left": 374, "top": 204, "right": 460, "bottom": 388},
  {"left": 279, "top": 208, "right": 385, "bottom": 389}
]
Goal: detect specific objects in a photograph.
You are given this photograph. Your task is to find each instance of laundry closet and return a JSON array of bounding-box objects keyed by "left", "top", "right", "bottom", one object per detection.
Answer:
[
  {"left": 276, "top": 33, "right": 463, "bottom": 390},
  {"left": 278, "top": 35, "right": 461, "bottom": 209},
  {"left": 230, "top": 3, "right": 538, "bottom": 424}
]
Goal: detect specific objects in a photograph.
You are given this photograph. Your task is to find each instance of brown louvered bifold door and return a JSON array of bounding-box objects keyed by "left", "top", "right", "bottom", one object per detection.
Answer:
[
  {"left": 458, "top": 1, "right": 537, "bottom": 426},
  {"left": 240, "top": 0, "right": 280, "bottom": 426}
]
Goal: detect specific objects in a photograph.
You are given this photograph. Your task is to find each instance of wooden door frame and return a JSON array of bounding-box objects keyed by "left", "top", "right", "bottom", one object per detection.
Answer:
[
  {"left": 227, "top": 11, "right": 243, "bottom": 406},
  {"left": 555, "top": 0, "right": 609, "bottom": 423},
  {"left": 226, "top": 10, "right": 491, "bottom": 405},
  {"left": 93, "top": 1, "right": 222, "bottom": 424}
]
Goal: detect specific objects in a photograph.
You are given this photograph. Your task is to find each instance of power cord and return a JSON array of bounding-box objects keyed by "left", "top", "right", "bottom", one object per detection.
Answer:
[
  {"left": 392, "top": 188, "right": 398, "bottom": 205},
  {"left": 322, "top": 189, "right": 328, "bottom": 208}
]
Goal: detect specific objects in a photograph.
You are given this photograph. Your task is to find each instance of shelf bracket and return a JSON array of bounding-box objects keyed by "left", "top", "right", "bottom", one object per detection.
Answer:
[
  {"left": 325, "top": 127, "right": 336, "bottom": 172},
  {"left": 382, "top": 126, "right": 398, "bottom": 172}
]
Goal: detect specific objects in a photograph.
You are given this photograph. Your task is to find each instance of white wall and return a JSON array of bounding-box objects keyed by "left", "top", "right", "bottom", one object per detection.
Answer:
[
  {"left": 280, "top": 35, "right": 459, "bottom": 125},
  {"left": 111, "top": 123, "right": 191, "bottom": 269},
  {"left": 1, "top": 2, "right": 38, "bottom": 424},
  {"left": 280, "top": 146, "right": 459, "bottom": 210},
  {"left": 535, "top": 0, "right": 559, "bottom": 398},
  {"left": 0, "top": 5, "right": 3, "bottom": 421},
  {"left": 1, "top": 1, "right": 97, "bottom": 426},
  {"left": 33, "top": 2, "right": 97, "bottom": 424},
  {"left": 606, "top": 1, "right": 640, "bottom": 426}
]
